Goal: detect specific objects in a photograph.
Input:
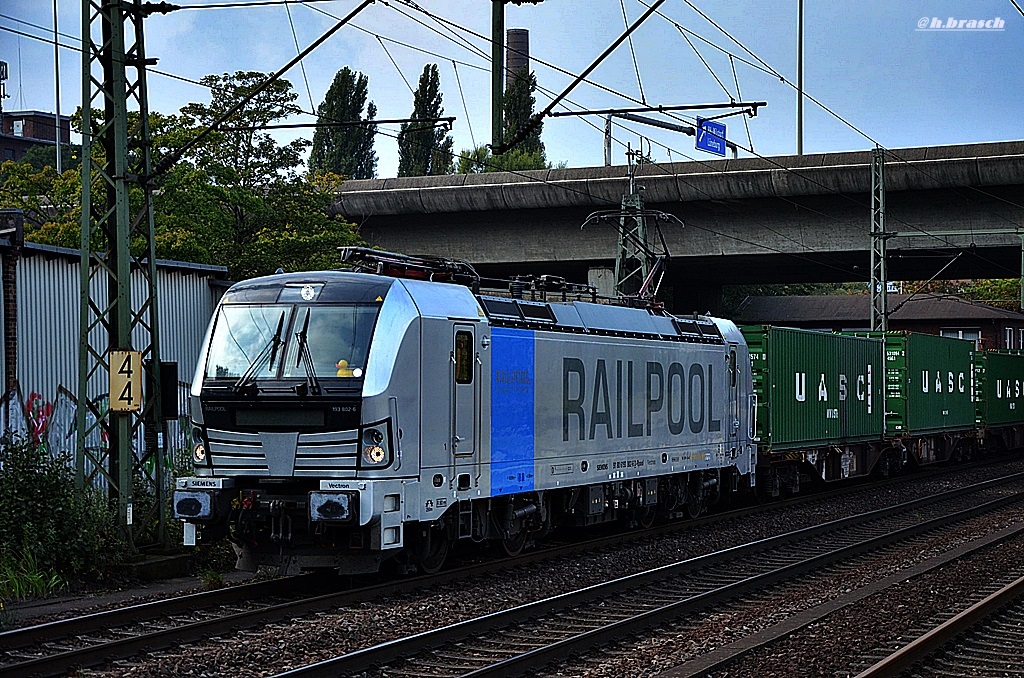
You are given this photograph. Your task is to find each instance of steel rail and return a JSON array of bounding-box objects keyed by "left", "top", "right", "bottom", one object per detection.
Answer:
[
  {"left": 275, "top": 473, "right": 1024, "bottom": 677},
  {"left": 661, "top": 519, "right": 1024, "bottom": 677},
  {"left": 461, "top": 492, "right": 1024, "bottom": 678},
  {"left": 854, "top": 573, "right": 1024, "bottom": 677},
  {"left": 0, "top": 458, "right": 961, "bottom": 665},
  {"left": 0, "top": 574, "right": 316, "bottom": 650},
  {"left": 1, "top": 462, "right": 1015, "bottom": 676},
  {"left": 0, "top": 472, "right": 887, "bottom": 676}
]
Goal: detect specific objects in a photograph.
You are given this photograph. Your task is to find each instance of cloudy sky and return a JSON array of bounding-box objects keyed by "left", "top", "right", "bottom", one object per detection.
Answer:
[{"left": 1, "top": 0, "right": 1022, "bottom": 177}]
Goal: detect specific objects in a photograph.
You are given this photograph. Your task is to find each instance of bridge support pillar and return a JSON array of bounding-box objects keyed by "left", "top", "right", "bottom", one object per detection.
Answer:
[
  {"left": 588, "top": 267, "right": 615, "bottom": 299},
  {"left": 665, "top": 279, "right": 723, "bottom": 317}
]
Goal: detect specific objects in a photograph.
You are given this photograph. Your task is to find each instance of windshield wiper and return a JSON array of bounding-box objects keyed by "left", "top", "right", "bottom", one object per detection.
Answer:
[
  {"left": 294, "top": 309, "right": 322, "bottom": 396},
  {"left": 232, "top": 311, "right": 286, "bottom": 394}
]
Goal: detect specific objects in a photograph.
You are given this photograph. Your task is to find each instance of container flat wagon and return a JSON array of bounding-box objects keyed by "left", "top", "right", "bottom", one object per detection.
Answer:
[
  {"left": 742, "top": 325, "right": 885, "bottom": 495},
  {"left": 875, "top": 332, "right": 976, "bottom": 466},
  {"left": 974, "top": 350, "right": 1024, "bottom": 452}
]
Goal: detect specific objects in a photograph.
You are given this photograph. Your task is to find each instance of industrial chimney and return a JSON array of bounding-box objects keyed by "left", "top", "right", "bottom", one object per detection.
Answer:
[{"left": 505, "top": 29, "right": 529, "bottom": 87}]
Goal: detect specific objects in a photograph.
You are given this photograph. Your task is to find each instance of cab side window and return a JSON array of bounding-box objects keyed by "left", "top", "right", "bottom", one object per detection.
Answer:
[{"left": 454, "top": 331, "right": 473, "bottom": 384}]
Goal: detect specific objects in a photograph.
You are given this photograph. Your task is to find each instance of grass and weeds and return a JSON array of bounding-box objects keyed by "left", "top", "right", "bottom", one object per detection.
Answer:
[
  {"left": 197, "top": 568, "right": 224, "bottom": 590},
  {"left": 0, "top": 552, "right": 66, "bottom": 600}
]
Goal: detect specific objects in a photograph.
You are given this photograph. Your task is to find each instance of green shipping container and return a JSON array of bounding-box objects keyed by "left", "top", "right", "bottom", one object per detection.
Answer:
[
  {"left": 877, "top": 332, "right": 975, "bottom": 436},
  {"left": 742, "top": 326, "right": 884, "bottom": 451},
  {"left": 975, "top": 350, "right": 1024, "bottom": 427}
]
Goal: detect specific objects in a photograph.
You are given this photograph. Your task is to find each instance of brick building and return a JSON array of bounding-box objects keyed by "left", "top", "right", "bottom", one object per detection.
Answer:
[
  {"left": 736, "top": 294, "right": 1024, "bottom": 350},
  {"left": 0, "top": 110, "right": 70, "bottom": 163}
]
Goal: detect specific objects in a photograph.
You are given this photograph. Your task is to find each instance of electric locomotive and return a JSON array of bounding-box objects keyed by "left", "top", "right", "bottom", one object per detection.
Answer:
[{"left": 173, "top": 249, "right": 758, "bottom": 574}]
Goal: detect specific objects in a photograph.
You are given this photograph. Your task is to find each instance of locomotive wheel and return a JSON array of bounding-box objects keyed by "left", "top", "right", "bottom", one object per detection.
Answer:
[
  {"left": 636, "top": 505, "right": 657, "bottom": 529},
  {"left": 685, "top": 476, "right": 705, "bottom": 519},
  {"left": 416, "top": 521, "right": 451, "bottom": 575},
  {"left": 500, "top": 522, "right": 528, "bottom": 557},
  {"left": 685, "top": 495, "right": 704, "bottom": 519}
]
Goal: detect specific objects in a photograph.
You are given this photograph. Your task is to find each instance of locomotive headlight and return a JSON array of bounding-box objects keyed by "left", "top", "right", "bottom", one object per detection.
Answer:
[
  {"left": 192, "top": 443, "right": 207, "bottom": 464},
  {"left": 362, "top": 445, "right": 386, "bottom": 465},
  {"left": 360, "top": 426, "right": 388, "bottom": 466}
]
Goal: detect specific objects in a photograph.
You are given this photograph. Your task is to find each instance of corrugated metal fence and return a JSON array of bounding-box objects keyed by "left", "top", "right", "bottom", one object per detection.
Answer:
[{"left": 2, "top": 242, "right": 226, "bottom": 485}]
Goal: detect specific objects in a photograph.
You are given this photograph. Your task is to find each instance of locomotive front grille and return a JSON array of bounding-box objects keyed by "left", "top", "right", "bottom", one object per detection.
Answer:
[
  {"left": 206, "top": 428, "right": 359, "bottom": 477},
  {"left": 207, "top": 429, "right": 268, "bottom": 474},
  {"left": 294, "top": 430, "right": 359, "bottom": 476}
]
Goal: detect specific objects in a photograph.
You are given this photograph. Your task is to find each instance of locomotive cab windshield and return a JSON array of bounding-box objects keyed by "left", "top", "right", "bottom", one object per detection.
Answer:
[{"left": 205, "top": 303, "right": 378, "bottom": 384}]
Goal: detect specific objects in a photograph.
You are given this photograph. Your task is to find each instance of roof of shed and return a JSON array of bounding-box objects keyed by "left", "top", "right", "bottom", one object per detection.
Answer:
[{"left": 736, "top": 294, "right": 1024, "bottom": 323}]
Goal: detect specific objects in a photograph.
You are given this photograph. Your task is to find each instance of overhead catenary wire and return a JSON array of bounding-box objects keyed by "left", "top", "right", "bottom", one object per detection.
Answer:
[
  {"left": 496, "top": 0, "right": 666, "bottom": 154},
  {"left": 304, "top": 1, "right": 924, "bottom": 279},
  {"left": 283, "top": 0, "right": 316, "bottom": 114},
  {"left": 730, "top": 56, "right": 753, "bottom": 151},
  {"left": 451, "top": 61, "right": 476, "bottom": 148},
  {"left": 122, "top": 40, "right": 858, "bottom": 278},
  {"left": 150, "top": 0, "right": 376, "bottom": 179},
  {"left": 375, "top": 36, "right": 415, "bottom": 94},
  {"left": 646, "top": 1, "right": 1022, "bottom": 278},
  {"left": 619, "top": 0, "right": 647, "bottom": 104},
  {"left": 594, "top": 5, "right": 1019, "bottom": 272},
  {"left": 643, "top": 0, "right": 1024, "bottom": 224},
  {"left": 2, "top": 4, "right": 1015, "bottom": 282},
  {"left": 0, "top": 25, "right": 864, "bottom": 283},
  {"left": 1, "top": 0, "right": 1001, "bottom": 265},
  {"left": 388, "top": 0, "right": 491, "bottom": 63},
  {"left": 677, "top": 27, "right": 731, "bottom": 100},
  {"left": 174, "top": 0, "right": 339, "bottom": 9}
]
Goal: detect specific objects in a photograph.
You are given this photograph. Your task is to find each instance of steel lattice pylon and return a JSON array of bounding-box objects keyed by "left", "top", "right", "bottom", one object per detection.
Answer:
[
  {"left": 614, "top": 150, "right": 650, "bottom": 298},
  {"left": 77, "top": 0, "right": 165, "bottom": 548},
  {"left": 869, "top": 146, "right": 888, "bottom": 332}
]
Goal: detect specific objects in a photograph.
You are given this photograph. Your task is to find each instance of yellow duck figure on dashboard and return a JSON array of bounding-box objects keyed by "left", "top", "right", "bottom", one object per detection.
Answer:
[{"left": 335, "top": 359, "right": 355, "bottom": 377}]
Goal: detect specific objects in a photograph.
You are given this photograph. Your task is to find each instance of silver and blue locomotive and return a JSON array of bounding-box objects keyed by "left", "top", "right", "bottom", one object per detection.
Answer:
[{"left": 174, "top": 250, "right": 757, "bottom": 574}]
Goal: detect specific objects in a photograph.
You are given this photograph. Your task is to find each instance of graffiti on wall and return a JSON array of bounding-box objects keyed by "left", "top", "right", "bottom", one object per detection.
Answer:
[{"left": 1, "top": 382, "right": 192, "bottom": 489}]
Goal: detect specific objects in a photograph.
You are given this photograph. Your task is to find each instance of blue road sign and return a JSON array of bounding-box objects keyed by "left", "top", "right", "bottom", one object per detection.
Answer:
[{"left": 696, "top": 117, "right": 726, "bottom": 157}]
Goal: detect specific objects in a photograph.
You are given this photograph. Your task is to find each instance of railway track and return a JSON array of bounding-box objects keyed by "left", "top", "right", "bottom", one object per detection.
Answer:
[
  {"left": 855, "top": 574, "right": 1024, "bottom": 677},
  {"left": 1, "top": 461, "right": 1017, "bottom": 677},
  {"left": 0, "top": 483, "right": 797, "bottom": 676},
  {"left": 274, "top": 471, "right": 1024, "bottom": 677}
]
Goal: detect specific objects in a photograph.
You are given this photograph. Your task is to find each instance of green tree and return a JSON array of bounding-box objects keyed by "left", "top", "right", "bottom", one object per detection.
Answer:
[
  {"left": 2, "top": 76, "right": 363, "bottom": 279},
  {"left": 21, "top": 144, "right": 80, "bottom": 174},
  {"left": 178, "top": 71, "right": 309, "bottom": 188},
  {"left": 0, "top": 160, "right": 80, "bottom": 245},
  {"left": 154, "top": 72, "right": 362, "bottom": 277},
  {"left": 397, "top": 64, "right": 454, "bottom": 177},
  {"left": 456, "top": 144, "right": 492, "bottom": 174},
  {"left": 459, "top": 69, "right": 547, "bottom": 173},
  {"left": 309, "top": 67, "right": 377, "bottom": 179},
  {"left": 502, "top": 69, "right": 546, "bottom": 166},
  {"left": 228, "top": 171, "right": 362, "bottom": 280},
  {"left": 456, "top": 144, "right": 548, "bottom": 174}
]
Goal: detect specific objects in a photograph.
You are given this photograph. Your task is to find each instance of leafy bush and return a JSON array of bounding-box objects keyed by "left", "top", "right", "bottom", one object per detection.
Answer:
[{"left": 0, "top": 437, "right": 128, "bottom": 586}]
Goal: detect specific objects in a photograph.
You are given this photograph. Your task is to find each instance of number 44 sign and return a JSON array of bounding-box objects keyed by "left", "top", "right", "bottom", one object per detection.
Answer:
[{"left": 109, "top": 350, "right": 142, "bottom": 412}]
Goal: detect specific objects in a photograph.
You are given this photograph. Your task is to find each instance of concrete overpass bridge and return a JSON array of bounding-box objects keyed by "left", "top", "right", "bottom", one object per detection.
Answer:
[{"left": 334, "top": 141, "right": 1024, "bottom": 313}]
